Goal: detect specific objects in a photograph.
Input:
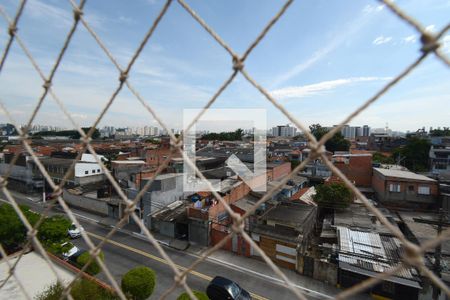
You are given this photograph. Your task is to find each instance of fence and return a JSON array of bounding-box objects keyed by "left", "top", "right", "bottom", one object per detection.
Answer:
[{"left": 0, "top": 0, "right": 449, "bottom": 299}]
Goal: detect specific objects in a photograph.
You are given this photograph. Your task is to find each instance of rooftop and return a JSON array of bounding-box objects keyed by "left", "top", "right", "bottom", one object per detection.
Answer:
[{"left": 374, "top": 167, "right": 436, "bottom": 182}]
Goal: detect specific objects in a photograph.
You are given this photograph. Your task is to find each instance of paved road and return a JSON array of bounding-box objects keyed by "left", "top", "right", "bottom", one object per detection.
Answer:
[{"left": 1, "top": 192, "right": 358, "bottom": 300}]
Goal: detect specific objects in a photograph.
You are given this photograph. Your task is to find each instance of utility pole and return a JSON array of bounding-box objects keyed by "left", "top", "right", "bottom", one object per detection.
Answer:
[{"left": 413, "top": 209, "right": 450, "bottom": 300}]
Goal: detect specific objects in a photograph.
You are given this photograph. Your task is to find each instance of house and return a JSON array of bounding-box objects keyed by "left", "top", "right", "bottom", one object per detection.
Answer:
[
  {"left": 332, "top": 153, "right": 372, "bottom": 187},
  {"left": 126, "top": 173, "right": 185, "bottom": 228},
  {"left": 336, "top": 226, "right": 421, "bottom": 300},
  {"left": 250, "top": 202, "right": 317, "bottom": 270},
  {"left": 372, "top": 167, "right": 438, "bottom": 208}
]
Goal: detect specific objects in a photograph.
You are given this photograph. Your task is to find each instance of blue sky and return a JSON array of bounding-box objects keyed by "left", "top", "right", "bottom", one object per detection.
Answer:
[{"left": 0, "top": 0, "right": 449, "bottom": 132}]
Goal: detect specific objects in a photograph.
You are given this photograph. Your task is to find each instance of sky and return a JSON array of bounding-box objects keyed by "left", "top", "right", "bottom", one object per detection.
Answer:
[{"left": 0, "top": 0, "right": 449, "bottom": 133}]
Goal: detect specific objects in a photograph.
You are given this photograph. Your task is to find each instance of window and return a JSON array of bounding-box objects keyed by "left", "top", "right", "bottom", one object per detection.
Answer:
[
  {"left": 92, "top": 170, "right": 95, "bottom": 174},
  {"left": 389, "top": 183, "right": 401, "bottom": 192},
  {"left": 418, "top": 186, "right": 430, "bottom": 195},
  {"left": 84, "top": 171, "right": 88, "bottom": 175},
  {"left": 408, "top": 185, "right": 414, "bottom": 192},
  {"left": 97, "top": 169, "right": 101, "bottom": 173}
]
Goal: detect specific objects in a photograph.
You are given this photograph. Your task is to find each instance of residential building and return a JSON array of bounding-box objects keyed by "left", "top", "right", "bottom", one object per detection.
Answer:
[
  {"left": 372, "top": 167, "right": 438, "bottom": 208},
  {"left": 271, "top": 124, "right": 297, "bottom": 137},
  {"left": 335, "top": 226, "right": 421, "bottom": 300},
  {"left": 332, "top": 153, "right": 373, "bottom": 187},
  {"left": 429, "top": 136, "right": 450, "bottom": 180}
]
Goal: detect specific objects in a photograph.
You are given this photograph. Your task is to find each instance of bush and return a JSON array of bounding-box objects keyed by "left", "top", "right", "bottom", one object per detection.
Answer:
[
  {"left": 121, "top": 266, "right": 156, "bottom": 300},
  {"left": 177, "top": 290, "right": 209, "bottom": 300},
  {"left": 35, "top": 279, "right": 118, "bottom": 300},
  {"left": 77, "top": 251, "right": 104, "bottom": 276}
]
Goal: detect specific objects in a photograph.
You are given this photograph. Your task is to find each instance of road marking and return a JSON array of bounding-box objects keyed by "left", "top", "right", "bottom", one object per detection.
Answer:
[{"left": 87, "top": 231, "right": 268, "bottom": 300}]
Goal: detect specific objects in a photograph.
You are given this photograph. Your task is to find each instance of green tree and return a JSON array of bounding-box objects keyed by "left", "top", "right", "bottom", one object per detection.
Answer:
[
  {"left": 392, "top": 137, "right": 431, "bottom": 172},
  {"left": 309, "top": 124, "right": 350, "bottom": 153},
  {"left": 36, "top": 279, "right": 118, "bottom": 300},
  {"left": 372, "top": 152, "right": 395, "bottom": 164},
  {"left": 0, "top": 204, "right": 39, "bottom": 253},
  {"left": 77, "top": 251, "right": 104, "bottom": 276},
  {"left": 313, "top": 183, "right": 353, "bottom": 209},
  {"left": 201, "top": 128, "right": 244, "bottom": 141},
  {"left": 38, "top": 215, "right": 71, "bottom": 245},
  {"left": 177, "top": 291, "right": 209, "bottom": 300},
  {"left": 121, "top": 266, "right": 156, "bottom": 300}
]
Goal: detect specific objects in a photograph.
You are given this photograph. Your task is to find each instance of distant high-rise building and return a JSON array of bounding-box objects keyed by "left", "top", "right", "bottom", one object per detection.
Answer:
[
  {"left": 271, "top": 124, "right": 297, "bottom": 137},
  {"left": 362, "top": 125, "right": 370, "bottom": 137}
]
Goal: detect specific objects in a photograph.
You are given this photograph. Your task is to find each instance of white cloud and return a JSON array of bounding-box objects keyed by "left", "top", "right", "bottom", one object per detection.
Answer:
[
  {"left": 362, "top": 4, "right": 384, "bottom": 14},
  {"left": 425, "top": 24, "right": 436, "bottom": 32},
  {"left": 403, "top": 35, "right": 417, "bottom": 44},
  {"left": 271, "top": 77, "right": 391, "bottom": 100},
  {"left": 373, "top": 36, "right": 393, "bottom": 45}
]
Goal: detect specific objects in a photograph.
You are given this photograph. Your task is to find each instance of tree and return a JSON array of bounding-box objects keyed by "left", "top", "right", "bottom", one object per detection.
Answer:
[
  {"left": 309, "top": 124, "right": 350, "bottom": 153},
  {"left": 121, "top": 266, "right": 156, "bottom": 300},
  {"left": 372, "top": 152, "right": 395, "bottom": 164},
  {"left": 201, "top": 128, "right": 244, "bottom": 141},
  {"left": 77, "top": 251, "right": 104, "bottom": 276},
  {"left": 313, "top": 183, "right": 353, "bottom": 209},
  {"left": 0, "top": 204, "right": 39, "bottom": 253},
  {"left": 177, "top": 291, "right": 209, "bottom": 300},
  {"left": 392, "top": 137, "right": 430, "bottom": 172},
  {"left": 38, "top": 215, "right": 71, "bottom": 246}
]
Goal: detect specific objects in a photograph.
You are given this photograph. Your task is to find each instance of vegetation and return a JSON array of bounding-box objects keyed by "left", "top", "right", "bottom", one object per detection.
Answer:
[
  {"left": 35, "top": 279, "right": 118, "bottom": 300},
  {"left": 392, "top": 136, "right": 431, "bottom": 172},
  {"left": 121, "top": 266, "right": 156, "bottom": 300},
  {"left": 201, "top": 128, "right": 243, "bottom": 141},
  {"left": 0, "top": 204, "right": 39, "bottom": 253},
  {"left": 430, "top": 127, "right": 450, "bottom": 136},
  {"left": 290, "top": 160, "right": 301, "bottom": 171},
  {"left": 177, "top": 290, "right": 209, "bottom": 300},
  {"left": 32, "top": 127, "right": 100, "bottom": 139},
  {"left": 38, "top": 215, "right": 71, "bottom": 247},
  {"left": 309, "top": 124, "right": 350, "bottom": 153},
  {"left": 77, "top": 251, "right": 104, "bottom": 276},
  {"left": 313, "top": 183, "right": 353, "bottom": 209},
  {"left": 372, "top": 152, "right": 395, "bottom": 164}
]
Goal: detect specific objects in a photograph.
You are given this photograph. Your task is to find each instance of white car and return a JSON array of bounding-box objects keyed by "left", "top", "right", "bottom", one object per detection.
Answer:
[
  {"left": 61, "top": 242, "right": 79, "bottom": 260},
  {"left": 68, "top": 223, "right": 84, "bottom": 239}
]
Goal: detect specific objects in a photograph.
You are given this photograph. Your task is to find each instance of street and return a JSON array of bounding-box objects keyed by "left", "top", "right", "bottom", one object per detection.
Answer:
[{"left": 1, "top": 191, "right": 365, "bottom": 300}]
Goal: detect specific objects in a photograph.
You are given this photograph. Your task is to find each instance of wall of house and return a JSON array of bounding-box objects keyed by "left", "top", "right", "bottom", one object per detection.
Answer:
[
  {"left": 256, "top": 236, "right": 297, "bottom": 270},
  {"left": 271, "top": 162, "right": 291, "bottom": 181},
  {"left": 335, "top": 155, "right": 372, "bottom": 187},
  {"left": 75, "top": 163, "right": 103, "bottom": 177},
  {"left": 189, "top": 219, "right": 209, "bottom": 246}
]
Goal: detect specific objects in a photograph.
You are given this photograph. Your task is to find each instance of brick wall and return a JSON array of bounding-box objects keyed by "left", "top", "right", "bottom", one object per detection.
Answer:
[{"left": 335, "top": 155, "right": 372, "bottom": 187}]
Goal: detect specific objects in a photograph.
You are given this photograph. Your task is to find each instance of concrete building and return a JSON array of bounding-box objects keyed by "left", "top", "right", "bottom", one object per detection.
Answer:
[
  {"left": 372, "top": 167, "right": 438, "bottom": 208},
  {"left": 429, "top": 136, "right": 450, "bottom": 180},
  {"left": 271, "top": 124, "right": 297, "bottom": 137}
]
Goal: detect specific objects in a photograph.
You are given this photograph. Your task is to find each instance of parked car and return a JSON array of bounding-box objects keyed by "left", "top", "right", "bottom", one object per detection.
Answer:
[
  {"left": 68, "top": 223, "right": 84, "bottom": 239},
  {"left": 206, "top": 276, "right": 251, "bottom": 300},
  {"left": 61, "top": 242, "right": 79, "bottom": 261}
]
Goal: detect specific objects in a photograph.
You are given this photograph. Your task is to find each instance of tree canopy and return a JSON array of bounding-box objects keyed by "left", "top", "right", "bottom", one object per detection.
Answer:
[
  {"left": 392, "top": 136, "right": 430, "bottom": 172},
  {"left": 201, "top": 128, "right": 243, "bottom": 141},
  {"left": 121, "top": 266, "right": 156, "bottom": 300},
  {"left": 309, "top": 124, "right": 350, "bottom": 153},
  {"left": 313, "top": 183, "right": 353, "bottom": 209},
  {"left": 32, "top": 127, "right": 100, "bottom": 139},
  {"left": 77, "top": 251, "right": 104, "bottom": 276},
  {"left": 0, "top": 204, "right": 39, "bottom": 253}
]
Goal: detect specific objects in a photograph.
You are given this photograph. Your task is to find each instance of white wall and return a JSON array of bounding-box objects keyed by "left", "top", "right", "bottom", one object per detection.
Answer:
[
  {"left": 81, "top": 153, "right": 106, "bottom": 163},
  {"left": 75, "top": 162, "right": 103, "bottom": 177}
]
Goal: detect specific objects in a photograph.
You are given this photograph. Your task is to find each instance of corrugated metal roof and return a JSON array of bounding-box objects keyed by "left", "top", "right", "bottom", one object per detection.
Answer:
[
  {"left": 337, "top": 227, "right": 420, "bottom": 284},
  {"left": 374, "top": 167, "right": 436, "bottom": 182}
]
